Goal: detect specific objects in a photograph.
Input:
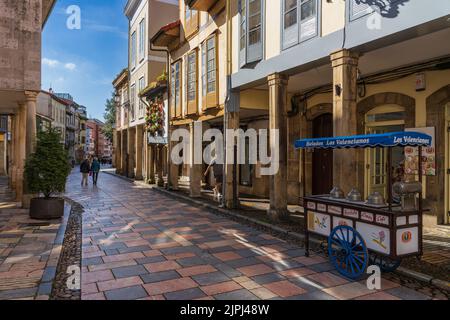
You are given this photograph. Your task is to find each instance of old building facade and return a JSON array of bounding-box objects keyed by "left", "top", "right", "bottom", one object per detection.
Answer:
[
  {"left": 227, "top": 0, "right": 450, "bottom": 225},
  {"left": 148, "top": 0, "right": 450, "bottom": 226},
  {"left": 114, "top": 0, "right": 178, "bottom": 181},
  {"left": 0, "top": 0, "right": 55, "bottom": 205}
]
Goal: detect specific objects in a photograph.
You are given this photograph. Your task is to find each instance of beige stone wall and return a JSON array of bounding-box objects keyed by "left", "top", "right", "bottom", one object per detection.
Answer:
[{"left": 0, "top": 0, "right": 43, "bottom": 91}]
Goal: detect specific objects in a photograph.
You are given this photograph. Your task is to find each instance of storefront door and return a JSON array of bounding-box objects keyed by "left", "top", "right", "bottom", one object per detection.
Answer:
[
  {"left": 365, "top": 105, "right": 406, "bottom": 198},
  {"left": 312, "top": 113, "right": 333, "bottom": 195}
]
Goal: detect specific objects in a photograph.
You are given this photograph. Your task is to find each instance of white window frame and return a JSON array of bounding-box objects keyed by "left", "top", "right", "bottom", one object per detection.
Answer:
[
  {"left": 239, "top": 0, "right": 264, "bottom": 67},
  {"left": 139, "top": 18, "right": 146, "bottom": 61},
  {"left": 138, "top": 77, "right": 145, "bottom": 118},
  {"left": 171, "top": 60, "right": 182, "bottom": 118},
  {"left": 282, "top": 0, "right": 319, "bottom": 50},
  {"left": 130, "top": 83, "right": 136, "bottom": 121},
  {"left": 131, "top": 31, "right": 137, "bottom": 69}
]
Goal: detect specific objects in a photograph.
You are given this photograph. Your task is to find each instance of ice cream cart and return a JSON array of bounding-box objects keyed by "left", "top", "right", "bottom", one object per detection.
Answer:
[{"left": 295, "top": 131, "right": 432, "bottom": 279}]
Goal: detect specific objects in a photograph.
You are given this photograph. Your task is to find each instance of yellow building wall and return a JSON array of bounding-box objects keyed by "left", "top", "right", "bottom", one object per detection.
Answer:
[
  {"left": 240, "top": 89, "right": 269, "bottom": 110},
  {"left": 359, "top": 69, "right": 450, "bottom": 127},
  {"left": 321, "top": 0, "right": 345, "bottom": 37},
  {"left": 265, "top": 0, "right": 281, "bottom": 60}
]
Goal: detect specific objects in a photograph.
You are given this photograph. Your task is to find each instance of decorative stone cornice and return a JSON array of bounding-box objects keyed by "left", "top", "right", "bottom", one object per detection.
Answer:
[
  {"left": 330, "top": 49, "right": 360, "bottom": 68},
  {"left": 267, "top": 73, "right": 289, "bottom": 87},
  {"left": 24, "top": 91, "right": 39, "bottom": 102}
]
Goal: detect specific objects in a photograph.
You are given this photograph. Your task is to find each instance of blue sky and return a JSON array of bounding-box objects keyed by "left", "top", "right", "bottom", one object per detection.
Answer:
[{"left": 42, "top": 0, "right": 129, "bottom": 121}]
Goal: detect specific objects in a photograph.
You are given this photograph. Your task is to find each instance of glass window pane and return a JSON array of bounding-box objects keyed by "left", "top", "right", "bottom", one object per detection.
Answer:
[
  {"left": 366, "top": 112, "right": 405, "bottom": 122},
  {"left": 284, "top": 8, "right": 297, "bottom": 28},
  {"left": 301, "top": 0, "right": 315, "bottom": 20},
  {"left": 249, "top": 28, "right": 261, "bottom": 45},
  {"left": 285, "top": 0, "right": 297, "bottom": 11}
]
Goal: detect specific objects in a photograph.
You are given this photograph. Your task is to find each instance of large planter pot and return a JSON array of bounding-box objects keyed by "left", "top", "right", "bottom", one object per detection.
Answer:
[{"left": 30, "top": 197, "right": 65, "bottom": 220}]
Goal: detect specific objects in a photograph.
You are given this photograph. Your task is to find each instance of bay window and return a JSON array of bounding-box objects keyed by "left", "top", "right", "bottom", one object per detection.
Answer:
[
  {"left": 201, "top": 34, "right": 218, "bottom": 110},
  {"left": 239, "top": 0, "right": 263, "bottom": 67},
  {"left": 171, "top": 60, "right": 182, "bottom": 119},
  {"left": 186, "top": 50, "right": 198, "bottom": 115},
  {"left": 185, "top": 5, "right": 199, "bottom": 38},
  {"left": 282, "top": 0, "right": 319, "bottom": 50}
]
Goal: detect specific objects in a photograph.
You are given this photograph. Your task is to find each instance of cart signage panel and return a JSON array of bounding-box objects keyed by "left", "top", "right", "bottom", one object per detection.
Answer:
[
  {"left": 295, "top": 131, "right": 432, "bottom": 149},
  {"left": 361, "top": 212, "right": 374, "bottom": 222},
  {"left": 356, "top": 222, "right": 391, "bottom": 255},
  {"left": 333, "top": 217, "right": 353, "bottom": 229},
  {"left": 307, "top": 212, "right": 331, "bottom": 236},
  {"left": 396, "top": 227, "right": 419, "bottom": 255}
]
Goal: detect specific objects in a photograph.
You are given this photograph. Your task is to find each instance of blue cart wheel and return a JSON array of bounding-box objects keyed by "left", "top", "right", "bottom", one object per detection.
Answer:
[
  {"left": 328, "top": 225, "right": 368, "bottom": 279},
  {"left": 369, "top": 252, "right": 402, "bottom": 273}
]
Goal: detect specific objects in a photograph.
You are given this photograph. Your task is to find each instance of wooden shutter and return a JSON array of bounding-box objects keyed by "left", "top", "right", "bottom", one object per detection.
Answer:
[{"left": 282, "top": 0, "right": 299, "bottom": 49}]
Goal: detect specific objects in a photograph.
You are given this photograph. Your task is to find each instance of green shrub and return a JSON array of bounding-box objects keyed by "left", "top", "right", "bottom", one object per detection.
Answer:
[{"left": 24, "top": 128, "right": 71, "bottom": 198}]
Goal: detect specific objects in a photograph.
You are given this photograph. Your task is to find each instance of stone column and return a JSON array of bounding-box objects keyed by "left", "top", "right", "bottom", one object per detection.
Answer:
[
  {"left": 148, "top": 145, "right": 156, "bottom": 184},
  {"left": 114, "top": 129, "right": 120, "bottom": 173},
  {"left": 224, "top": 111, "right": 240, "bottom": 208},
  {"left": 127, "top": 127, "right": 135, "bottom": 178},
  {"left": 267, "top": 73, "right": 289, "bottom": 221},
  {"left": 9, "top": 115, "right": 17, "bottom": 189},
  {"left": 157, "top": 145, "right": 164, "bottom": 187},
  {"left": 189, "top": 122, "right": 202, "bottom": 198},
  {"left": 330, "top": 49, "right": 359, "bottom": 192},
  {"left": 135, "top": 125, "right": 144, "bottom": 180},
  {"left": 16, "top": 103, "right": 27, "bottom": 203},
  {"left": 168, "top": 126, "right": 179, "bottom": 190},
  {"left": 121, "top": 130, "right": 127, "bottom": 176},
  {"left": 25, "top": 91, "right": 38, "bottom": 156}
]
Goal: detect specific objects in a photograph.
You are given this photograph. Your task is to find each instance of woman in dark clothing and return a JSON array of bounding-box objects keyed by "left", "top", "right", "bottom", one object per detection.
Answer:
[{"left": 80, "top": 157, "right": 91, "bottom": 186}]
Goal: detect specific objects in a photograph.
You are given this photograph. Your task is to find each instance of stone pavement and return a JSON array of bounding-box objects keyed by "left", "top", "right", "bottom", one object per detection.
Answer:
[
  {"left": 65, "top": 171, "right": 445, "bottom": 300},
  {"left": 0, "top": 177, "right": 70, "bottom": 300}
]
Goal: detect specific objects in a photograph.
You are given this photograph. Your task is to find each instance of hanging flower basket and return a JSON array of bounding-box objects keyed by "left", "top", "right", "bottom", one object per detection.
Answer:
[{"left": 145, "top": 94, "right": 165, "bottom": 137}]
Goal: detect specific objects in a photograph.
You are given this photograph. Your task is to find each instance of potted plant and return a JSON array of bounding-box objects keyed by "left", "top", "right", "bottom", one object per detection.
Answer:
[{"left": 25, "top": 128, "right": 72, "bottom": 219}]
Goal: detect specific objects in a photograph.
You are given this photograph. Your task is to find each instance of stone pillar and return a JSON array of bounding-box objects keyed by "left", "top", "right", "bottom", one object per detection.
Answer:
[
  {"left": 189, "top": 122, "right": 202, "bottom": 197},
  {"left": 157, "top": 145, "right": 164, "bottom": 187},
  {"left": 148, "top": 145, "right": 156, "bottom": 184},
  {"left": 127, "top": 127, "right": 135, "bottom": 178},
  {"left": 168, "top": 126, "right": 179, "bottom": 190},
  {"left": 25, "top": 91, "right": 38, "bottom": 156},
  {"left": 224, "top": 111, "right": 240, "bottom": 208},
  {"left": 144, "top": 135, "right": 149, "bottom": 182},
  {"left": 114, "top": 130, "right": 120, "bottom": 173},
  {"left": 330, "top": 49, "right": 359, "bottom": 192},
  {"left": 10, "top": 115, "right": 17, "bottom": 189},
  {"left": 267, "top": 73, "right": 289, "bottom": 221},
  {"left": 16, "top": 103, "right": 27, "bottom": 203},
  {"left": 135, "top": 125, "right": 144, "bottom": 180},
  {"left": 121, "top": 130, "right": 127, "bottom": 176}
]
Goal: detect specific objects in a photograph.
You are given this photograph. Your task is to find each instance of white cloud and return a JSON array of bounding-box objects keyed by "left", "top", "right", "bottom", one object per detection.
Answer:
[
  {"left": 64, "top": 63, "right": 77, "bottom": 71},
  {"left": 42, "top": 58, "right": 60, "bottom": 67}
]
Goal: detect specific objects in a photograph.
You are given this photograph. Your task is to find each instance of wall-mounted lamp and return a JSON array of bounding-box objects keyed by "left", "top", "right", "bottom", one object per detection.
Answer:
[{"left": 335, "top": 84, "right": 342, "bottom": 97}]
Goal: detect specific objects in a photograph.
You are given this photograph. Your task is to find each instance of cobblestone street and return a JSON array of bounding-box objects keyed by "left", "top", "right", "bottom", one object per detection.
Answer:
[{"left": 62, "top": 171, "right": 446, "bottom": 300}]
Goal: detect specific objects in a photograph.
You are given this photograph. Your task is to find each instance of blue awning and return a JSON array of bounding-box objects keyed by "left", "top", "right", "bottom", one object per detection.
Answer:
[{"left": 295, "top": 132, "right": 432, "bottom": 149}]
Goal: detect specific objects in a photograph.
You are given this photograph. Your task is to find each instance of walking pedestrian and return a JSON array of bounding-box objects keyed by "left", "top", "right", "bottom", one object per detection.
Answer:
[
  {"left": 204, "top": 157, "right": 223, "bottom": 203},
  {"left": 91, "top": 157, "right": 101, "bottom": 186},
  {"left": 80, "top": 157, "right": 91, "bottom": 187}
]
